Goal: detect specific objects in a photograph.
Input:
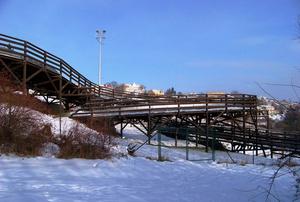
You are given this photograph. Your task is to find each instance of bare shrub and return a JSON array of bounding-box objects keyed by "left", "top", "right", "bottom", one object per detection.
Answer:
[
  {"left": 13, "top": 124, "right": 53, "bottom": 156},
  {"left": 0, "top": 71, "right": 112, "bottom": 158},
  {"left": 75, "top": 117, "right": 117, "bottom": 137},
  {"left": 264, "top": 157, "right": 300, "bottom": 201},
  {"left": 0, "top": 104, "right": 53, "bottom": 156},
  {"left": 0, "top": 71, "right": 54, "bottom": 156},
  {"left": 56, "top": 123, "right": 112, "bottom": 159}
]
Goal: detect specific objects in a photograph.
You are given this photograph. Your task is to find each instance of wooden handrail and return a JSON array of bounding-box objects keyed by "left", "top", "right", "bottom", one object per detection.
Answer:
[{"left": 0, "top": 33, "right": 258, "bottom": 106}]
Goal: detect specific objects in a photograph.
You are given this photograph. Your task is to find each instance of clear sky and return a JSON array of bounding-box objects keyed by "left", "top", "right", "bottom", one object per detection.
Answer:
[{"left": 0, "top": 0, "right": 299, "bottom": 100}]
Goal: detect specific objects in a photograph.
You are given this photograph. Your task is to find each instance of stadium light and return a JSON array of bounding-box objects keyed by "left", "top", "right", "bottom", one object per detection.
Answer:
[{"left": 96, "top": 29, "right": 106, "bottom": 85}]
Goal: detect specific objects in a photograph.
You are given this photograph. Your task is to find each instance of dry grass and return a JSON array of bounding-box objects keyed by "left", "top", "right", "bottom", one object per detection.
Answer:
[
  {"left": 0, "top": 103, "right": 53, "bottom": 156},
  {"left": 56, "top": 123, "right": 112, "bottom": 159}
]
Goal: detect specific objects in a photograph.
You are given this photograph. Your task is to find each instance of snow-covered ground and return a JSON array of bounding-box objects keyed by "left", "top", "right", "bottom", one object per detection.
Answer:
[
  {"left": 0, "top": 154, "right": 296, "bottom": 202},
  {"left": 0, "top": 114, "right": 298, "bottom": 201}
]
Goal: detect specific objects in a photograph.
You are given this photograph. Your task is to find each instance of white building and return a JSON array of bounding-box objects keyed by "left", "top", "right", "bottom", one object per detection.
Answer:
[
  {"left": 258, "top": 105, "right": 278, "bottom": 116},
  {"left": 147, "top": 89, "right": 164, "bottom": 96},
  {"left": 123, "top": 83, "right": 145, "bottom": 94}
]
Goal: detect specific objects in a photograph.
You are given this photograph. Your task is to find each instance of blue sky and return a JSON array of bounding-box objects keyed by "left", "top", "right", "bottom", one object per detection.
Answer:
[{"left": 0, "top": 0, "right": 299, "bottom": 100}]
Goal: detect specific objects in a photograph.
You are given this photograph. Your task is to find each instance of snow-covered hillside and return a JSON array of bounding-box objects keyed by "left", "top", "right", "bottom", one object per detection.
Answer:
[{"left": 0, "top": 113, "right": 298, "bottom": 201}]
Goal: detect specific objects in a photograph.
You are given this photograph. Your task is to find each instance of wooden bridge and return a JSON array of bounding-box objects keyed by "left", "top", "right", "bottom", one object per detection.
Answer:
[{"left": 0, "top": 33, "right": 299, "bottom": 158}]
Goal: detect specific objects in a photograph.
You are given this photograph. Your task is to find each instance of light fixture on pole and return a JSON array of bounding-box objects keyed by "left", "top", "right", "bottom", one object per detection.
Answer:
[{"left": 96, "top": 29, "right": 106, "bottom": 85}]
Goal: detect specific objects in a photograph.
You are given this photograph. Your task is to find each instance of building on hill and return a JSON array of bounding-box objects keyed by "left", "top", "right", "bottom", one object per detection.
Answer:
[
  {"left": 122, "top": 83, "right": 145, "bottom": 94},
  {"left": 258, "top": 105, "right": 279, "bottom": 116},
  {"left": 147, "top": 89, "right": 164, "bottom": 96},
  {"left": 207, "top": 91, "right": 225, "bottom": 98}
]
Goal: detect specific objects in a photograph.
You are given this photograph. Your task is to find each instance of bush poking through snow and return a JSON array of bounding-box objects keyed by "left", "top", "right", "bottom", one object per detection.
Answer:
[
  {"left": 75, "top": 117, "right": 117, "bottom": 137},
  {"left": 56, "top": 123, "right": 112, "bottom": 159},
  {"left": 0, "top": 104, "right": 53, "bottom": 156},
  {"left": 0, "top": 71, "right": 113, "bottom": 159},
  {"left": 0, "top": 71, "right": 55, "bottom": 156}
]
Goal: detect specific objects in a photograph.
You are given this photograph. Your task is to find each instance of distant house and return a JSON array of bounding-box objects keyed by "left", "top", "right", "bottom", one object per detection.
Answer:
[
  {"left": 147, "top": 89, "right": 164, "bottom": 96},
  {"left": 104, "top": 83, "right": 113, "bottom": 89},
  {"left": 258, "top": 105, "right": 278, "bottom": 116},
  {"left": 207, "top": 91, "right": 225, "bottom": 98},
  {"left": 122, "top": 83, "right": 145, "bottom": 94}
]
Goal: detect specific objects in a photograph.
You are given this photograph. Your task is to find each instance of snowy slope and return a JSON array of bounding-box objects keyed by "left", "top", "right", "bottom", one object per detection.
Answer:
[
  {"left": 0, "top": 124, "right": 297, "bottom": 201},
  {"left": 0, "top": 111, "right": 298, "bottom": 201}
]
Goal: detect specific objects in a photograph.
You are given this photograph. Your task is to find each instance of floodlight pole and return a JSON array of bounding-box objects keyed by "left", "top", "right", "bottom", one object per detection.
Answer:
[{"left": 96, "top": 29, "right": 106, "bottom": 85}]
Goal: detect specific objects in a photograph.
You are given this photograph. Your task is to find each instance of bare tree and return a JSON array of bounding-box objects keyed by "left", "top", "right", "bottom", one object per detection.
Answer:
[
  {"left": 262, "top": 16, "right": 300, "bottom": 202},
  {"left": 105, "top": 81, "right": 119, "bottom": 88},
  {"left": 165, "top": 87, "right": 176, "bottom": 96}
]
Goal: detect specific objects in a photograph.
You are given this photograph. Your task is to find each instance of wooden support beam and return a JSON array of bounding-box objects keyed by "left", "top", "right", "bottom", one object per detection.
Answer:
[
  {"left": 26, "top": 68, "right": 43, "bottom": 82},
  {"left": 0, "top": 58, "right": 21, "bottom": 83},
  {"left": 147, "top": 108, "right": 151, "bottom": 144},
  {"left": 130, "top": 121, "right": 148, "bottom": 136},
  {"left": 45, "top": 71, "right": 59, "bottom": 93},
  {"left": 34, "top": 78, "right": 59, "bottom": 87}
]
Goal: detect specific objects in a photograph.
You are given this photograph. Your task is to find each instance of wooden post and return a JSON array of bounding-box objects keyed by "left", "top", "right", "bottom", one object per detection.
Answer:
[
  {"left": 212, "top": 129, "right": 216, "bottom": 161},
  {"left": 186, "top": 128, "right": 189, "bottom": 160},
  {"left": 59, "top": 60, "right": 63, "bottom": 136},
  {"left": 195, "top": 116, "right": 198, "bottom": 148},
  {"left": 205, "top": 94, "right": 209, "bottom": 152},
  {"left": 243, "top": 95, "right": 246, "bottom": 154},
  {"left": 266, "top": 111, "right": 273, "bottom": 158},
  {"left": 231, "top": 118, "right": 235, "bottom": 152},
  {"left": 158, "top": 132, "right": 162, "bottom": 161},
  {"left": 120, "top": 120, "right": 124, "bottom": 137},
  {"left": 255, "top": 110, "right": 258, "bottom": 156},
  {"left": 225, "top": 94, "right": 228, "bottom": 112},
  {"left": 147, "top": 105, "right": 151, "bottom": 144},
  {"left": 175, "top": 128, "right": 178, "bottom": 147},
  {"left": 22, "top": 41, "right": 27, "bottom": 94}
]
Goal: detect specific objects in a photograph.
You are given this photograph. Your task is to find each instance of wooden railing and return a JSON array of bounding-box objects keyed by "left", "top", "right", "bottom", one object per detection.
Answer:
[
  {"left": 158, "top": 126, "right": 300, "bottom": 155},
  {"left": 0, "top": 34, "right": 258, "bottom": 118},
  {"left": 73, "top": 94, "right": 257, "bottom": 117},
  {"left": 0, "top": 33, "right": 154, "bottom": 99}
]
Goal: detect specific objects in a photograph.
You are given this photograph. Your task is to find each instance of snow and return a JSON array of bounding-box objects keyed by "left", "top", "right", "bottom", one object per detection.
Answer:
[
  {"left": 270, "top": 113, "right": 284, "bottom": 121},
  {"left": 0, "top": 154, "right": 296, "bottom": 202},
  {"left": 0, "top": 110, "right": 298, "bottom": 201},
  {"left": 35, "top": 112, "right": 95, "bottom": 136}
]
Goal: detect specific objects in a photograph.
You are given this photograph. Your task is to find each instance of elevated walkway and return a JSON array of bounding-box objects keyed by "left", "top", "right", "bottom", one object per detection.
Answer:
[{"left": 0, "top": 33, "right": 299, "bottom": 158}]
